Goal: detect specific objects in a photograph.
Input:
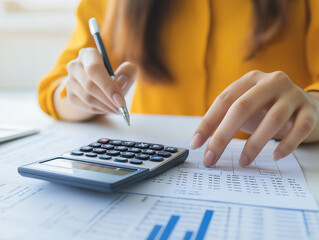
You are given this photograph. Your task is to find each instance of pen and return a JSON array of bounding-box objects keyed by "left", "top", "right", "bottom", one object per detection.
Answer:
[{"left": 89, "top": 17, "right": 130, "bottom": 126}]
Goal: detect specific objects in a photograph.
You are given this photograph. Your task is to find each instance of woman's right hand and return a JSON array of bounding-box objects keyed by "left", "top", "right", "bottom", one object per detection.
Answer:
[{"left": 65, "top": 48, "right": 136, "bottom": 115}]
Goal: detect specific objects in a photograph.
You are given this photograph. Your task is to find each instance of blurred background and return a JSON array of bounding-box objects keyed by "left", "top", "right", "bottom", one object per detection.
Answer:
[{"left": 0, "top": 0, "right": 79, "bottom": 90}]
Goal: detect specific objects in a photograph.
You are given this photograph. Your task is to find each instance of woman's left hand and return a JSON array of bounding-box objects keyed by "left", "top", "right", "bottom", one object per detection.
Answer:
[{"left": 191, "top": 70, "right": 319, "bottom": 167}]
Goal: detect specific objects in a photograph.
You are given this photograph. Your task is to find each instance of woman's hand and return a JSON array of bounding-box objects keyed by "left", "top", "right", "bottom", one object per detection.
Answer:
[
  {"left": 191, "top": 70, "right": 319, "bottom": 167},
  {"left": 64, "top": 48, "right": 136, "bottom": 116}
]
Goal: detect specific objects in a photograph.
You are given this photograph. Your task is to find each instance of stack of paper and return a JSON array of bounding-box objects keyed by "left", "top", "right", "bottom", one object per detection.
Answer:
[{"left": 0, "top": 129, "right": 318, "bottom": 240}]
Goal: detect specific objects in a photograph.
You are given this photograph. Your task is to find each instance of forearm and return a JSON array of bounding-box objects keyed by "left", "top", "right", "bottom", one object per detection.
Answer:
[
  {"left": 303, "top": 91, "right": 319, "bottom": 142},
  {"left": 53, "top": 77, "right": 96, "bottom": 122}
]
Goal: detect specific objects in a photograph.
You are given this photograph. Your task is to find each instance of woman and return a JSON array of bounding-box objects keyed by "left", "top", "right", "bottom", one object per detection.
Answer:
[{"left": 39, "top": 0, "right": 319, "bottom": 167}]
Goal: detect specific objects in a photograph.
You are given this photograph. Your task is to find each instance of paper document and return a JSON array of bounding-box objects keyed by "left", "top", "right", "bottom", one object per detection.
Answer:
[
  {"left": 0, "top": 130, "right": 317, "bottom": 210},
  {"left": 0, "top": 128, "right": 318, "bottom": 239},
  {"left": 0, "top": 192, "right": 318, "bottom": 240},
  {"left": 0, "top": 127, "right": 95, "bottom": 183},
  {"left": 123, "top": 140, "right": 318, "bottom": 210},
  {"left": 0, "top": 183, "right": 43, "bottom": 215}
]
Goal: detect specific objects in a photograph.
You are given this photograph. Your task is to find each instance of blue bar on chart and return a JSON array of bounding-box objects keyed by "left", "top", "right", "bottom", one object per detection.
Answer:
[
  {"left": 195, "top": 210, "right": 214, "bottom": 240},
  {"left": 183, "top": 231, "right": 193, "bottom": 240},
  {"left": 147, "top": 210, "right": 214, "bottom": 240},
  {"left": 147, "top": 225, "right": 162, "bottom": 240},
  {"left": 159, "top": 215, "right": 180, "bottom": 240}
]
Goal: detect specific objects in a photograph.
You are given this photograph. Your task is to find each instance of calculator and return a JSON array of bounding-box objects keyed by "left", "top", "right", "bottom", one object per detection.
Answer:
[{"left": 18, "top": 138, "right": 189, "bottom": 192}]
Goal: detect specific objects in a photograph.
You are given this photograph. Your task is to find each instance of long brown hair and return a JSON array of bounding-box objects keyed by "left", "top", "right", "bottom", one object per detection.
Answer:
[
  {"left": 247, "top": 0, "right": 289, "bottom": 59},
  {"left": 124, "top": 0, "right": 300, "bottom": 81}
]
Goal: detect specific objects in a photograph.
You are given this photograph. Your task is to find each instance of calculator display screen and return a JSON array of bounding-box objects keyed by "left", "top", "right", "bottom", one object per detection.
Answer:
[{"left": 42, "top": 159, "right": 134, "bottom": 176}]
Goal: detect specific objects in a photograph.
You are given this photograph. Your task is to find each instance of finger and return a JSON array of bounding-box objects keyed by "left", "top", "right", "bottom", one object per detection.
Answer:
[
  {"left": 115, "top": 61, "right": 137, "bottom": 82},
  {"left": 117, "top": 75, "right": 135, "bottom": 95},
  {"left": 191, "top": 70, "right": 262, "bottom": 149},
  {"left": 115, "top": 62, "right": 137, "bottom": 95},
  {"left": 273, "top": 117, "right": 294, "bottom": 139},
  {"left": 240, "top": 103, "right": 273, "bottom": 134},
  {"left": 79, "top": 48, "right": 126, "bottom": 108},
  {"left": 273, "top": 107, "right": 317, "bottom": 160},
  {"left": 239, "top": 98, "right": 298, "bottom": 166},
  {"left": 66, "top": 77, "right": 118, "bottom": 114},
  {"left": 67, "top": 92, "right": 106, "bottom": 115},
  {"left": 204, "top": 79, "right": 284, "bottom": 167},
  {"left": 69, "top": 62, "right": 119, "bottom": 113}
]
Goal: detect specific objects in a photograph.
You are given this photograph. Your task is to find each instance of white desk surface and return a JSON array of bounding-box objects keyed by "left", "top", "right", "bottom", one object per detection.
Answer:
[{"left": 0, "top": 90, "right": 318, "bottom": 203}]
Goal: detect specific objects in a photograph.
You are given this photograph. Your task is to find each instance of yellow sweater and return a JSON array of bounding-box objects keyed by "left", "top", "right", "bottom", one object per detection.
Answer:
[{"left": 39, "top": 0, "right": 319, "bottom": 120}]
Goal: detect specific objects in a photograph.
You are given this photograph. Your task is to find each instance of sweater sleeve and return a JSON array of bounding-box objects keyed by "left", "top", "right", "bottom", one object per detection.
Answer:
[
  {"left": 304, "top": 0, "right": 319, "bottom": 92},
  {"left": 38, "top": 0, "right": 108, "bottom": 119}
]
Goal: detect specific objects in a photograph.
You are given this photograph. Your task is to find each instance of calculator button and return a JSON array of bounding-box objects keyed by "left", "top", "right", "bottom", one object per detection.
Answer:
[
  {"left": 120, "top": 152, "right": 135, "bottom": 158},
  {"left": 80, "top": 146, "right": 93, "bottom": 152},
  {"left": 97, "top": 138, "right": 110, "bottom": 143},
  {"left": 122, "top": 141, "right": 136, "bottom": 147},
  {"left": 114, "top": 146, "right": 128, "bottom": 152},
  {"left": 89, "top": 142, "right": 102, "bottom": 148},
  {"left": 106, "top": 150, "right": 120, "bottom": 156},
  {"left": 150, "top": 156, "right": 164, "bottom": 162},
  {"left": 109, "top": 140, "right": 122, "bottom": 146},
  {"left": 141, "top": 149, "right": 155, "bottom": 155},
  {"left": 156, "top": 151, "right": 171, "bottom": 158},
  {"left": 85, "top": 153, "right": 97, "bottom": 157},
  {"left": 130, "top": 159, "right": 143, "bottom": 165},
  {"left": 92, "top": 148, "right": 107, "bottom": 154},
  {"left": 135, "top": 143, "right": 150, "bottom": 149},
  {"left": 164, "top": 147, "right": 178, "bottom": 153},
  {"left": 114, "top": 157, "right": 128, "bottom": 163},
  {"left": 98, "top": 155, "right": 112, "bottom": 160},
  {"left": 150, "top": 144, "right": 164, "bottom": 150},
  {"left": 128, "top": 148, "right": 141, "bottom": 153},
  {"left": 70, "top": 151, "right": 84, "bottom": 156},
  {"left": 101, "top": 144, "right": 114, "bottom": 150},
  {"left": 136, "top": 154, "right": 150, "bottom": 160}
]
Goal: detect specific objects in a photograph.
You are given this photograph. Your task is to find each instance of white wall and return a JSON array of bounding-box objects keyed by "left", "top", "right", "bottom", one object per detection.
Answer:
[
  {"left": 0, "top": 0, "right": 78, "bottom": 90},
  {"left": 0, "top": 32, "right": 72, "bottom": 90},
  {"left": 0, "top": 0, "right": 135, "bottom": 108}
]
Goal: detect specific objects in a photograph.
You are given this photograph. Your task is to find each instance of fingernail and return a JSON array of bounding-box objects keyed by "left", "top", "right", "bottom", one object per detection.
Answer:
[
  {"left": 112, "top": 93, "right": 125, "bottom": 108},
  {"left": 239, "top": 153, "right": 249, "bottom": 167},
  {"left": 204, "top": 150, "right": 216, "bottom": 167},
  {"left": 273, "top": 151, "right": 283, "bottom": 161},
  {"left": 190, "top": 133, "right": 202, "bottom": 150}
]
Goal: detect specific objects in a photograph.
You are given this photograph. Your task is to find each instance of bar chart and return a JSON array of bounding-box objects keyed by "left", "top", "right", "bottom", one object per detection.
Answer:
[
  {"left": 147, "top": 210, "right": 214, "bottom": 240},
  {"left": 2, "top": 191, "right": 317, "bottom": 240},
  {"left": 127, "top": 196, "right": 315, "bottom": 240},
  {"left": 131, "top": 198, "right": 229, "bottom": 240}
]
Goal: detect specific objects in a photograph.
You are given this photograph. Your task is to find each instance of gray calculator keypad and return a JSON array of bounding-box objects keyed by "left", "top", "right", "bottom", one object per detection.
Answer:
[{"left": 64, "top": 138, "right": 184, "bottom": 171}]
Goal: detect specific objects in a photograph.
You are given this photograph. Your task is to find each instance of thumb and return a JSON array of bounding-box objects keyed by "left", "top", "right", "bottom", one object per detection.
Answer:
[
  {"left": 116, "top": 74, "right": 135, "bottom": 95},
  {"left": 115, "top": 62, "right": 137, "bottom": 95}
]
